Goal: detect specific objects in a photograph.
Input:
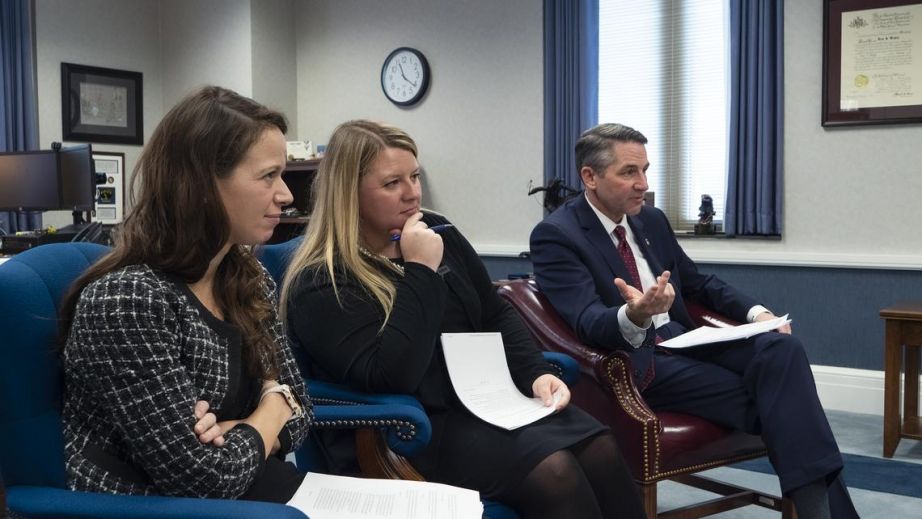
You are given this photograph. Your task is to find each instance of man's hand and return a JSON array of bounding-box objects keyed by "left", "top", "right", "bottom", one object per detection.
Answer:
[
  {"left": 755, "top": 311, "right": 792, "bottom": 334},
  {"left": 532, "top": 374, "right": 570, "bottom": 411},
  {"left": 615, "top": 270, "right": 675, "bottom": 326}
]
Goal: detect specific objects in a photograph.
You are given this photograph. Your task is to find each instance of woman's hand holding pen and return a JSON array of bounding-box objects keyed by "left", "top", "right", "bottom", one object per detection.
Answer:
[
  {"left": 532, "top": 374, "right": 570, "bottom": 411},
  {"left": 394, "top": 212, "right": 443, "bottom": 272}
]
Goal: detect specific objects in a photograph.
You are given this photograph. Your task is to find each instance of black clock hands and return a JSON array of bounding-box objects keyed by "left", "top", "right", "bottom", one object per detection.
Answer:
[{"left": 398, "top": 63, "right": 417, "bottom": 88}]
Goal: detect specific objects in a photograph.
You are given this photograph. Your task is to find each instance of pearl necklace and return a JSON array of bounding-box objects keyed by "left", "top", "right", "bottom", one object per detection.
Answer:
[{"left": 358, "top": 246, "right": 405, "bottom": 276}]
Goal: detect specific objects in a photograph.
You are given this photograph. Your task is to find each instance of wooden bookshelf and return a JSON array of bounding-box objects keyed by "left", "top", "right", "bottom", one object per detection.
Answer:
[{"left": 271, "top": 159, "right": 320, "bottom": 243}]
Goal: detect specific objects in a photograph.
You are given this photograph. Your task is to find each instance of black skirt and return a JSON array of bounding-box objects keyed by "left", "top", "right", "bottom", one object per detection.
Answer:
[{"left": 418, "top": 405, "right": 608, "bottom": 500}]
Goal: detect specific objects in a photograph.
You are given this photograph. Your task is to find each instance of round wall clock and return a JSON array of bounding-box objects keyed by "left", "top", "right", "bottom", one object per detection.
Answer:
[{"left": 381, "top": 47, "right": 430, "bottom": 106}]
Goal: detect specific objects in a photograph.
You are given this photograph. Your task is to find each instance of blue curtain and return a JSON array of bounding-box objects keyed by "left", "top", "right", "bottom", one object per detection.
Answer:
[
  {"left": 725, "top": 0, "right": 784, "bottom": 236},
  {"left": 543, "top": 0, "right": 598, "bottom": 202},
  {"left": 0, "top": 0, "right": 41, "bottom": 235}
]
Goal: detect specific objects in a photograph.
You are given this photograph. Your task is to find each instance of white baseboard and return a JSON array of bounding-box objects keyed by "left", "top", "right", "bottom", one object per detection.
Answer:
[{"left": 812, "top": 365, "right": 921, "bottom": 416}]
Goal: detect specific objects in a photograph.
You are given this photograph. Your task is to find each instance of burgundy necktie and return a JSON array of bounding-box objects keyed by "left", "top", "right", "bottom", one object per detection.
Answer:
[
  {"left": 614, "top": 225, "right": 642, "bottom": 291},
  {"left": 615, "top": 225, "right": 660, "bottom": 390}
]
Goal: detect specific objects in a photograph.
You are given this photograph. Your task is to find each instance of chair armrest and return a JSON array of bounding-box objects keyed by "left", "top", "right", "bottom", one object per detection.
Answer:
[
  {"left": 304, "top": 383, "right": 432, "bottom": 481},
  {"left": 495, "top": 280, "right": 608, "bottom": 384},
  {"left": 541, "top": 351, "right": 579, "bottom": 387},
  {"left": 307, "top": 380, "right": 424, "bottom": 411},
  {"left": 311, "top": 404, "right": 431, "bottom": 458},
  {"left": 685, "top": 301, "right": 741, "bottom": 328},
  {"left": 598, "top": 351, "right": 658, "bottom": 425},
  {"left": 7, "top": 486, "right": 308, "bottom": 519}
]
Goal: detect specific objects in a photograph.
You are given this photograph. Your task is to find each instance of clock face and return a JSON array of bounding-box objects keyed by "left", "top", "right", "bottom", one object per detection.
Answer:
[{"left": 381, "top": 47, "right": 430, "bottom": 106}]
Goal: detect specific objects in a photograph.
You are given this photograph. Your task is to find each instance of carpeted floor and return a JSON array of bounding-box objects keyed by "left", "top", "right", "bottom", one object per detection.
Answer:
[
  {"left": 655, "top": 410, "right": 922, "bottom": 518},
  {"left": 731, "top": 452, "right": 922, "bottom": 499}
]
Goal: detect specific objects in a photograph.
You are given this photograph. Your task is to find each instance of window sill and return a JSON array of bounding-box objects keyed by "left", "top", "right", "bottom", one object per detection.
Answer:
[{"left": 674, "top": 231, "right": 781, "bottom": 241}]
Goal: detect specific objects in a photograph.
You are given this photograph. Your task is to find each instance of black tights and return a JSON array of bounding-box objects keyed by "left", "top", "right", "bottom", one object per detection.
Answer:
[{"left": 503, "top": 433, "right": 646, "bottom": 519}]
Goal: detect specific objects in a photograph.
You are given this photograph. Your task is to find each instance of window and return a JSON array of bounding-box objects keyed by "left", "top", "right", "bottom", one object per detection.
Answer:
[{"left": 598, "top": 0, "right": 728, "bottom": 230}]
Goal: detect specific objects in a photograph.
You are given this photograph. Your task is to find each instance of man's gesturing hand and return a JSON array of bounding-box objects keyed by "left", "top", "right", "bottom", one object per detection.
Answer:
[{"left": 615, "top": 270, "right": 675, "bottom": 326}]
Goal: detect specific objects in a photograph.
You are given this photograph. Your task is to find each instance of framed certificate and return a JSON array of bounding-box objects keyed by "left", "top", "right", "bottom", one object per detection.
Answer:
[
  {"left": 92, "top": 151, "right": 125, "bottom": 224},
  {"left": 823, "top": 0, "right": 922, "bottom": 126}
]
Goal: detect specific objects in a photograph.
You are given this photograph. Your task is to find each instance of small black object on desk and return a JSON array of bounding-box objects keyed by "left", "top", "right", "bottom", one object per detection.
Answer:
[{"left": 694, "top": 194, "right": 717, "bottom": 235}]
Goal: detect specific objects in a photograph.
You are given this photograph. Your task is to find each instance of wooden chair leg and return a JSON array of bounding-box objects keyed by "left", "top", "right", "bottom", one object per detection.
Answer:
[
  {"left": 781, "top": 496, "right": 797, "bottom": 519},
  {"left": 640, "top": 481, "right": 657, "bottom": 519},
  {"left": 354, "top": 428, "right": 424, "bottom": 481}
]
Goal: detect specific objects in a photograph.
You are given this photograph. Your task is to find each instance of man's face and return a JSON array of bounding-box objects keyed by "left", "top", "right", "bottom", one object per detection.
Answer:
[{"left": 582, "top": 141, "right": 649, "bottom": 223}]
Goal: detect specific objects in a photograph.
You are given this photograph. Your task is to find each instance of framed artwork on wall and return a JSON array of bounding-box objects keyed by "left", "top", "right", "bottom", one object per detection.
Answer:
[
  {"left": 823, "top": 0, "right": 922, "bottom": 126},
  {"left": 61, "top": 63, "right": 143, "bottom": 144},
  {"left": 92, "top": 151, "right": 125, "bottom": 224}
]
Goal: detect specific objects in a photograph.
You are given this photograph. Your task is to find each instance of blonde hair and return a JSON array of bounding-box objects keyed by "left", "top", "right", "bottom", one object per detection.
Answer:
[{"left": 279, "top": 120, "right": 418, "bottom": 324}]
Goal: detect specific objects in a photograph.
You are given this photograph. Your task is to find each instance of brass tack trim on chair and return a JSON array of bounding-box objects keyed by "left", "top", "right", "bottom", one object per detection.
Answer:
[
  {"left": 551, "top": 364, "right": 564, "bottom": 378},
  {"left": 604, "top": 355, "right": 660, "bottom": 480},
  {"left": 314, "top": 419, "right": 418, "bottom": 441},
  {"left": 312, "top": 397, "right": 361, "bottom": 406},
  {"left": 648, "top": 452, "right": 772, "bottom": 481}
]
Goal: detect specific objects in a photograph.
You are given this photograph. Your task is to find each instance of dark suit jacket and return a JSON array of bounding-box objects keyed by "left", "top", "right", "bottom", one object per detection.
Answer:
[{"left": 530, "top": 195, "right": 759, "bottom": 383}]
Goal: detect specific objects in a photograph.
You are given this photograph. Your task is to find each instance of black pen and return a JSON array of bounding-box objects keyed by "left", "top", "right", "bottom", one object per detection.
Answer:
[{"left": 390, "top": 224, "right": 454, "bottom": 241}]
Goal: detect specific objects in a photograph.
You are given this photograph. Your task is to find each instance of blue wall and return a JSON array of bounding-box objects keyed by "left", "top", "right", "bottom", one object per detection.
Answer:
[{"left": 482, "top": 256, "right": 922, "bottom": 371}]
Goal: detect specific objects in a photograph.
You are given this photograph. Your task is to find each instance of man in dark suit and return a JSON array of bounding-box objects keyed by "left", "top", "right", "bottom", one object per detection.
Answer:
[{"left": 530, "top": 123, "right": 858, "bottom": 519}]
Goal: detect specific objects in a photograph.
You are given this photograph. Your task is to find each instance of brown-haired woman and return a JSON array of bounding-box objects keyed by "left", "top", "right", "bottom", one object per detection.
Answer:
[
  {"left": 59, "top": 86, "right": 312, "bottom": 502},
  {"left": 281, "top": 120, "right": 646, "bottom": 519}
]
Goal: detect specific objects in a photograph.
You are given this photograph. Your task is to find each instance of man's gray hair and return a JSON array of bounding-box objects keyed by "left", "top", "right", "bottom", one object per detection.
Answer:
[{"left": 575, "top": 123, "right": 647, "bottom": 174}]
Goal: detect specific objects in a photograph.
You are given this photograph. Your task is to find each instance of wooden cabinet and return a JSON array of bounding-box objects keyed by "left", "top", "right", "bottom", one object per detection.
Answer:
[{"left": 271, "top": 159, "right": 320, "bottom": 243}]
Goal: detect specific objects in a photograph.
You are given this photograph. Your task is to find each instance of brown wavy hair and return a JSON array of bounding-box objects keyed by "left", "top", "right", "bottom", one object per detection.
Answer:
[{"left": 59, "top": 85, "right": 287, "bottom": 379}]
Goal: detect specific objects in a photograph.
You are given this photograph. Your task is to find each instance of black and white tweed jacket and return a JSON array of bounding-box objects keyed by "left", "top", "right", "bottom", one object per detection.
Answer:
[{"left": 62, "top": 264, "right": 313, "bottom": 498}]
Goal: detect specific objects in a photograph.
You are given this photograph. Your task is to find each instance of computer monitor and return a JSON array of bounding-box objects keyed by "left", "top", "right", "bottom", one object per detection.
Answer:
[
  {"left": 58, "top": 143, "right": 96, "bottom": 212},
  {"left": 0, "top": 150, "right": 61, "bottom": 211}
]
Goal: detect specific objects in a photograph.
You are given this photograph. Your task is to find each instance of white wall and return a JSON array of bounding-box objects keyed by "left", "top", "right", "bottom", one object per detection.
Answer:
[
  {"left": 251, "top": 0, "right": 298, "bottom": 138},
  {"left": 681, "top": 0, "right": 922, "bottom": 270},
  {"left": 160, "top": 0, "right": 253, "bottom": 105},
  {"left": 295, "top": 0, "right": 545, "bottom": 253},
  {"left": 34, "top": 0, "right": 163, "bottom": 229}
]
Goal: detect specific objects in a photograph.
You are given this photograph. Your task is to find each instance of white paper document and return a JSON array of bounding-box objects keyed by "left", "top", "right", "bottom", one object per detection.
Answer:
[
  {"left": 287, "top": 472, "right": 483, "bottom": 519},
  {"left": 658, "top": 314, "right": 791, "bottom": 349},
  {"left": 441, "top": 332, "right": 561, "bottom": 430}
]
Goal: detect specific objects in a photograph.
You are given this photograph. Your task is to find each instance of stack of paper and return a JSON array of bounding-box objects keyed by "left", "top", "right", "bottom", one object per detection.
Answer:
[
  {"left": 658, "top": 314, "right": 791, "bottom": 349},
  {"left": 288, "top": 472, "right": 483, "bottom": 519}
]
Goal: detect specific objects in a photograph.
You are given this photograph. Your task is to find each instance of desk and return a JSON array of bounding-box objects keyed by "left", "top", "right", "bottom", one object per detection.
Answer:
[{"left": 881, "top": 302, "right": 922, "bottom": 457}]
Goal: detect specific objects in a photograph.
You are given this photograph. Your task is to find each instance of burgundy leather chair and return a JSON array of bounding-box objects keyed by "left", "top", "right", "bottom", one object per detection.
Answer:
[{"left": 496, "top": 279, "right": 795, "bottom": 519}]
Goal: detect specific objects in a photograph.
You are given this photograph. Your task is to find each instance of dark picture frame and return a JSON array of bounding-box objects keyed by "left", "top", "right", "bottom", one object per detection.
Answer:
[
  {"left": 61, "top": 63, "right": 143, "bottom": 144},
  {"left": 823, "top": 0, "right": 922, "bottom": 126}
]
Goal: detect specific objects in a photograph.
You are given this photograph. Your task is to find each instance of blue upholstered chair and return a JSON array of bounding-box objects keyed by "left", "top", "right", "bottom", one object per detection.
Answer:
[
  {"left": 0, "top": 243, "right": 434, "bottom": 519},
  {"left": 256, "top": 239, "right": 581, "bottom": 519}
]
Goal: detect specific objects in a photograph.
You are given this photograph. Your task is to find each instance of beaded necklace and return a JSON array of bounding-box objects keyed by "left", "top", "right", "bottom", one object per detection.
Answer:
[{"left": 358, "top": 246, "right": 405, "bottom": 276}]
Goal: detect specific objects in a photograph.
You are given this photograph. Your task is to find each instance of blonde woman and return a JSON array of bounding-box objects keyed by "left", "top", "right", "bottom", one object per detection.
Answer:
[{"left": 281, "top": 120, "right": 645, "bottom": 519}]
